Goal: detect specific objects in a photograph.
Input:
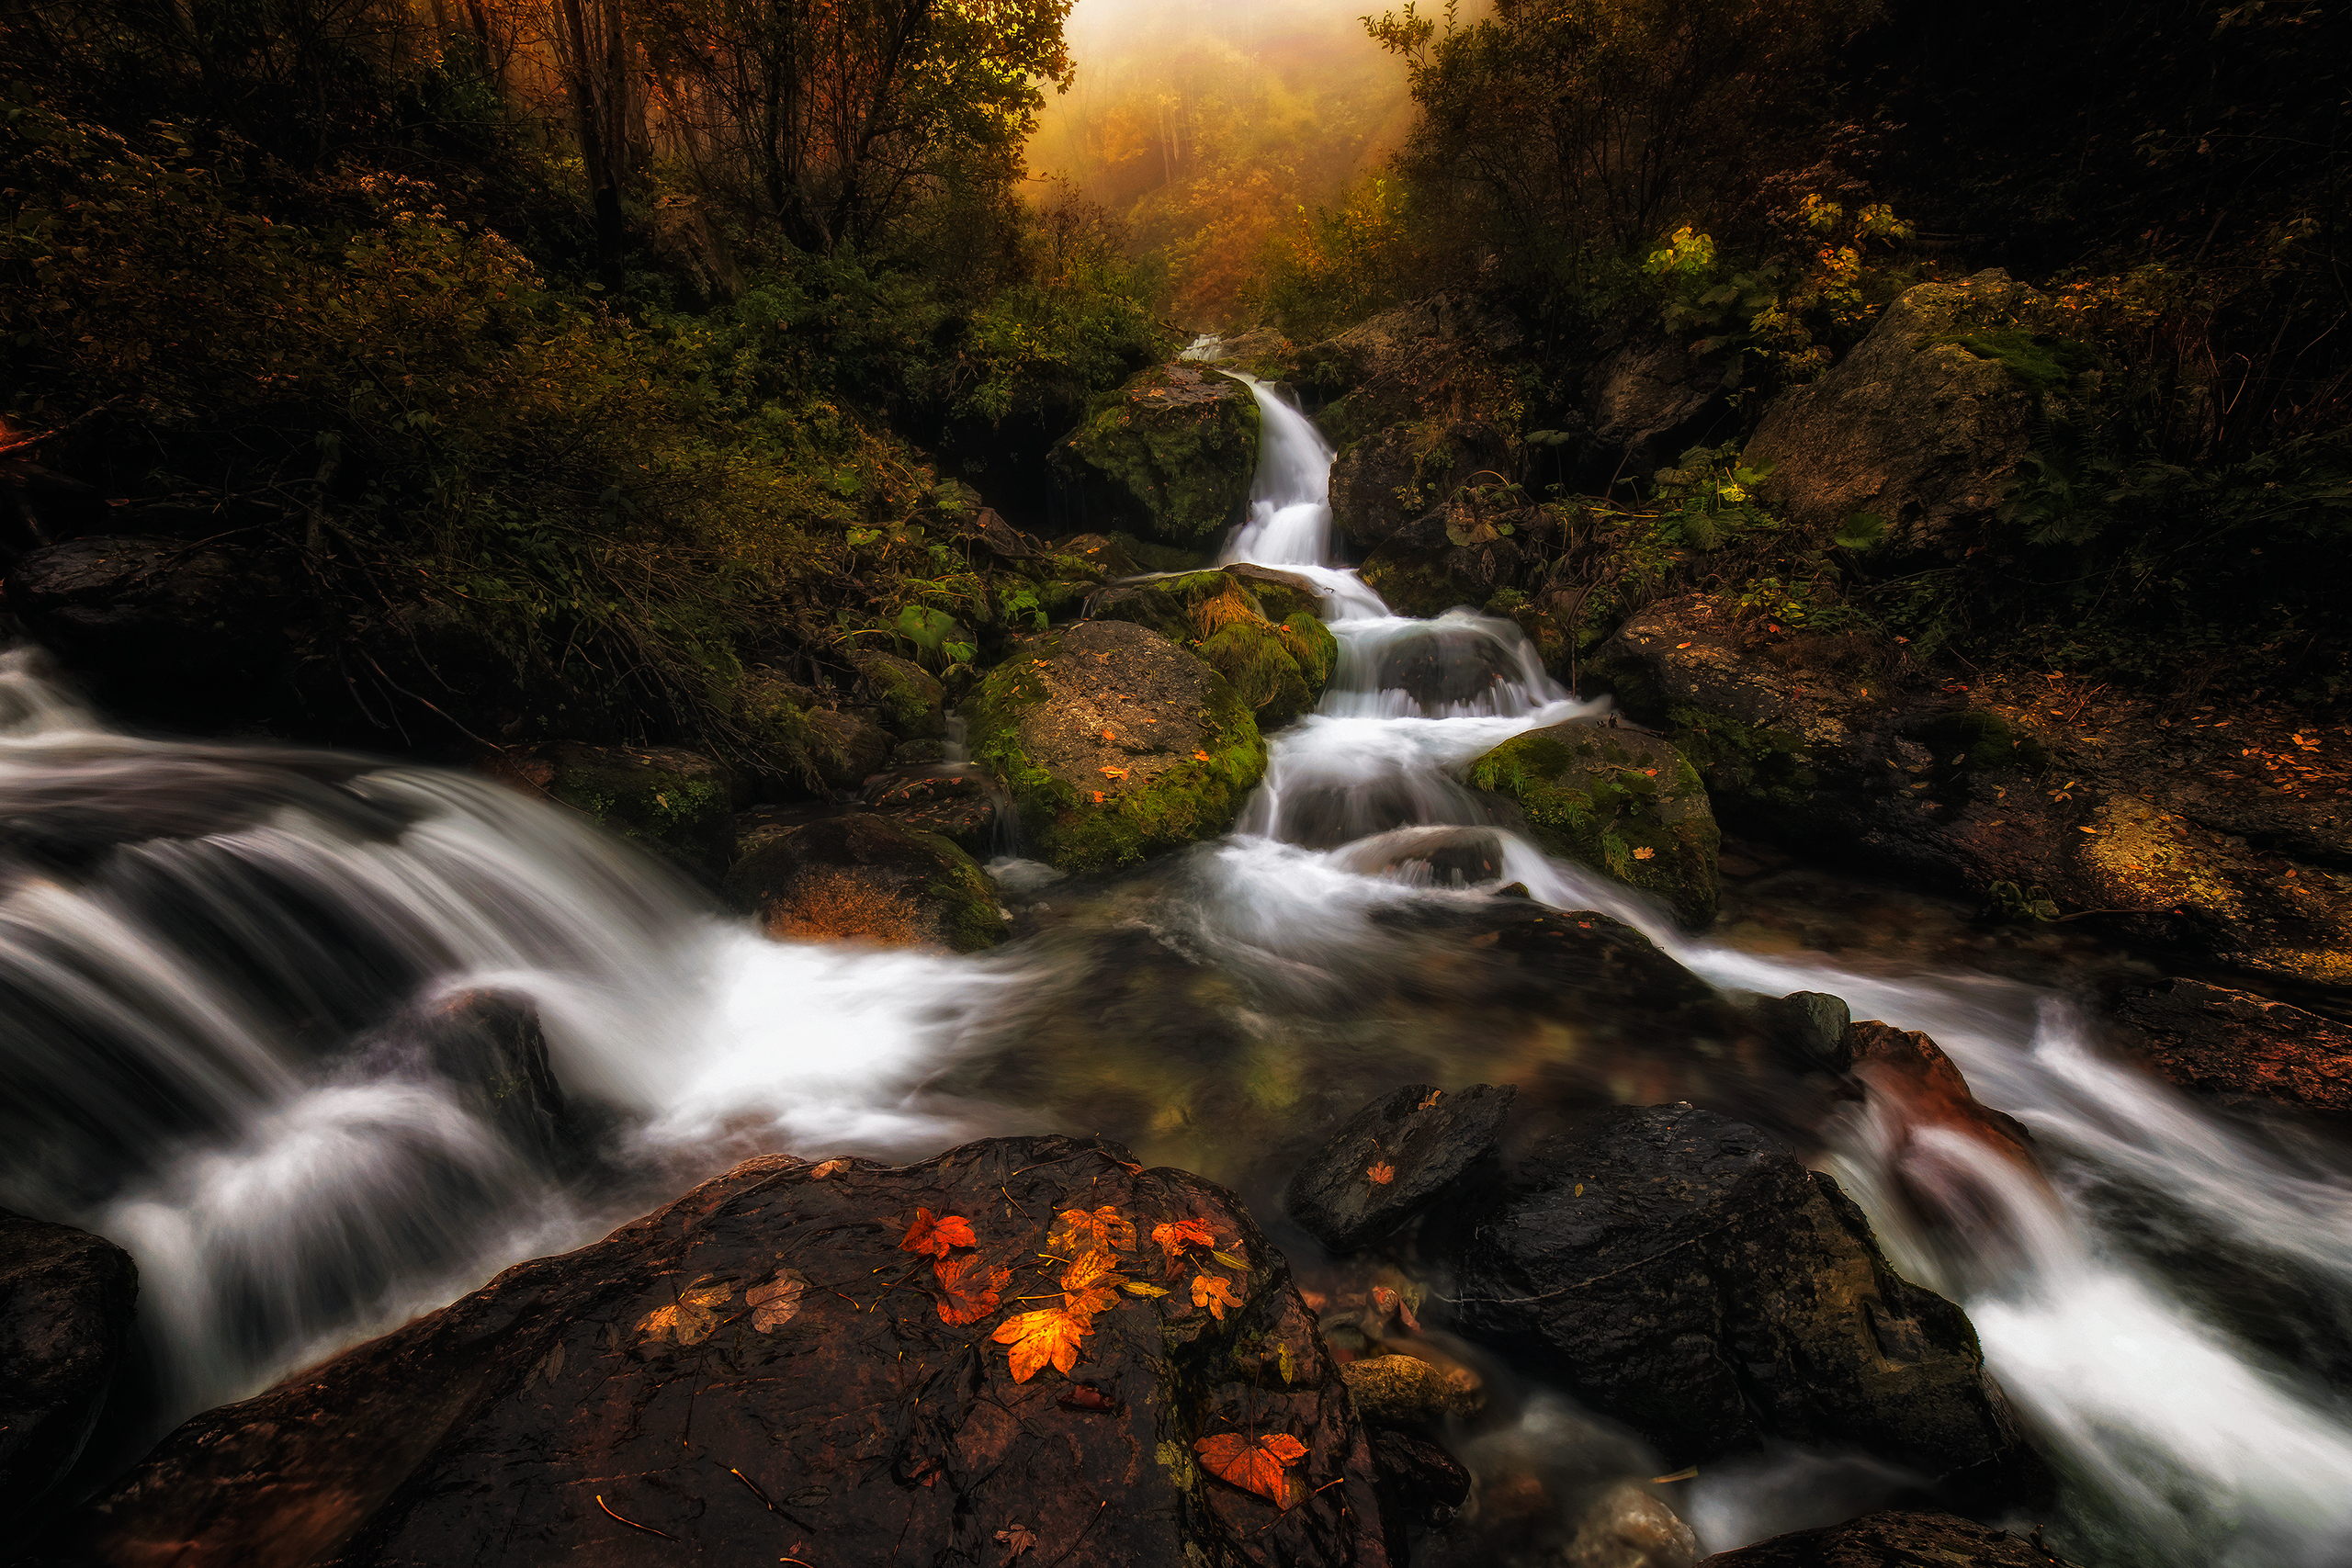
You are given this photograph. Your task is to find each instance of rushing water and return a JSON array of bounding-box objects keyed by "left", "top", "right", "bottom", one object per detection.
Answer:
[{"left": 6, "top": 366, "right": 2352, "bottom": 1563}]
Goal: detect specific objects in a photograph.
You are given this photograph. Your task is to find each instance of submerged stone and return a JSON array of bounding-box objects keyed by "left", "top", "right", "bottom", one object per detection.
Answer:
[
  {"left": 964, "top": 619, "right": 1267, "bottom": 873},
  {"left": 1465, "top": 718, "right": 1721, "bottom": 926}
]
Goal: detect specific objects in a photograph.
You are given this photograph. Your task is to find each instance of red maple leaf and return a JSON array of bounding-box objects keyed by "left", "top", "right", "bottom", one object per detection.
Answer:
[
  {"left": 900, "top": 1207, "right": 977, "bottom": 1258},
  {"left": 934, "top": 1253, "right": 1011, "bottom": 1325},
  {"left": 1193, "top": 1430, "right": 1309, "bottom": 1507}
]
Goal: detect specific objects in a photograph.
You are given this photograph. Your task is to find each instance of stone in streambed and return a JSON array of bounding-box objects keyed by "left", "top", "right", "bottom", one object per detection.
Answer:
[
  {"left": 2114, "top": 978, "right": 2352, "bottom": 1116},
  {"left": 723, "top": 812, "right": 1001, "bottom": 952},
  {"left": 1088, "top": 570, "right": 1337, "bottom": 729},
  {"left": 46, "top": 1136, "right": 1390, "bottom": 1568},
  {"left": 1056, "top": 362, "right": 1261, "bottom": 544},
  {"left": 847, "top": 649, "right": 946, "bottom": 740},
  {"left": 1284, "top": 1081, "right": 1516, "bottom": 1252},
  {"left": 1466, "top": 718, "right": 1721, "bottom": 926},
  {"left": 511, "top": 740, "right": 740, "bottom": 874},
  {"left": 1371, "top": 1428, "right": 1470, "bottom": 1528},
  {"left": 1341, "top": 1353, "right": 1486, "bottom": 1426},
  {"left": 965, "top": 618, "right": 1267, "bottom": 872},
  {"left": 0, "top": 1210, "right": 139, "bottom": 1529},
  {"left": 1696, "top": 1509, "right": 2054, "bottom": 1566},
  {"left": 1443, "top": 1102, "right": 2021, "bottom": 1479}
]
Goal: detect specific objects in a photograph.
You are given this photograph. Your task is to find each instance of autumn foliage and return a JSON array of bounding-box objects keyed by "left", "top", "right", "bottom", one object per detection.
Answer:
[{"left": 1194, "top": 1430, "right": 1310, "bottom": 1507}]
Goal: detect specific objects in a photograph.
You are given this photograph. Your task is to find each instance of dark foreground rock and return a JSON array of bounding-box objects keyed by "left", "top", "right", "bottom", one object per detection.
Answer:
[
  {"left": 965, "top": 619, "right": 1267, "bottom": 871},
  {"left": 2114, "top": 978, "right": 2352, "bottom": 1116},
  {"left": 40, "top": 1136, "right": 1389, "bottom": 1568},
  {"left": 1697, "top": 1509, "right": 2062, "bottom": 1566},
  {"left": 722, "top": 811, "right": 1002, "bottom": 951},
  {"left": 1285, "top": 1082, "right": 1516, "bottom": 1252},
  {"left": 0, "top": 1211, "right": 139, "bottom": 1529},
  {"left": 1444, "top": 1103, "right": 2021, "bottom": 1478}
]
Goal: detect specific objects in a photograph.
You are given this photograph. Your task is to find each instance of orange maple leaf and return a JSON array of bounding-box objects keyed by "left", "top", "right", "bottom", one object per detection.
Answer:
[
  {"left": 1091, "top": 790, "right": 1105, "bottom": 803},
  {"left": 1051, "top": 1205, "right": 1136, "bottom": 1255},
  {"left": 1193, "top": 1430, "right": 1309, "bottom": 1507},
  {"left": 1060, "top": 1249, "right": 1127, "bottom": 1322},
  {"left": 1193, "top": 750, "right": 1211, "bottom": 761},
  {"left": 1100, "top": 766, "right": 1128, "bottom": 779},
  {"left": 1150, "top": 1218, "right": 1216, "bottom": 1276},
  {"left": 900, "top": 1208, "right": 978, "bottom": 1258},
  {"left": 1192, "top": 1273, "right": 1241, "bottom": 1321},
  {"left": 994, "top": 1305, "right": 1089, "bottom": 1382},
  {"left": 933, "top": 1253, "right": 1011, "bottom": 1325},
  {"left": 1366, "top": 1162, "right": 1396, "bottom": 1186}
]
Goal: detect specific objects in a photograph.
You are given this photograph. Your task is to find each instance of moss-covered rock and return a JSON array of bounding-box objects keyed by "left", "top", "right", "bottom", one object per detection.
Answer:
[
  {"left": 965, "top": 619, "right": 1267, "bottom": 872},
  {"left": 524, "top": 741, "right": 740, "bottom": 875},
  {"left": 1056, "top": 363, "right": 1261, "bottom": 545},
  {"left": 722, "top": 812, "right": 1002, "bottom": 952},
  {"left": 1466, "top": 719, "right": 1721, "bottom": 925},
  {"left": 1360, "top": 544, "right": 1476, "bottom": 618},
  {"left": 847, "top": 649, "right": 946, "bottom": 740},
  {"left": 1086, "top": 570, "right": 1337, "bottom": 729}
]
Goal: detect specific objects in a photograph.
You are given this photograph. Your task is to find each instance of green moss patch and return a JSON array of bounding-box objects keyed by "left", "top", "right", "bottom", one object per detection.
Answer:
[
  {"left": 1088, "top": 572, "right": 1337, "bottom": 729},
  {"left": 1057, "top": 365, "right": 1261, "bottom": 544},
  {"left": 539, "top": 741, "right": 739, "bottom": 874},
  {"left": 1466, "top": 720, "right": 1721, "bottom": 925}
]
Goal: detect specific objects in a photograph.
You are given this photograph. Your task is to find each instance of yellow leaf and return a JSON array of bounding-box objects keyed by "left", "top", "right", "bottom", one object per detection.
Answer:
[
  {"left": 994, "top": 1306, "right": 1089, "bottom": 1382},
  {"left": 1193, "top": 1273, "right": 1241, "bottom": 1321}
]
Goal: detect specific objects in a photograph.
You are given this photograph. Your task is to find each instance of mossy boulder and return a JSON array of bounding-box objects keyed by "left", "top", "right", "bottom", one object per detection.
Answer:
[
  {"left": 722, "top": 813, "right": 1002, "bottom": 952},
  {"left": 965, "top": 619, "right": 1268, "bottom": 872},
  {"left": 1465, "top": 719, "right": 1721, "bottom": 926},
  {"left": 1360, "top": 544, "right": 1476, "bottom": 618},
  {"left": 847, "top": 649, "right": 946, "bottom": 740},
  {"left": 1088, "top": 570, "right": 1338, "bottom": 728},
  {"left": 1056, "top": 363, "right": 1261, "bottom": 545},
  {"left": 522, "top": 741, "right": 740, "bottom": 875}
]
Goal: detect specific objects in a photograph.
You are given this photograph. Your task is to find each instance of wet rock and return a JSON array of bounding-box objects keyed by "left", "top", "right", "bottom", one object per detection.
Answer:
[
  {"left": 511, "top": 741, "right": 739, "bottom": 874},
  {"left": 1307, "top": 295, "right": 1524, "bottom": 443},
  {"left": 401, "top": 992, "right": 585, "bottom": 1174},
  {"left": 1088, "top": 570, "right": 1338, "bottom": 728},
  {"left": 1, "top": 1212, "right": 138, "bottom": 1530},
  {"left": 1695, "top": 1509, "right": 2054, "bottom": 1566},
  {"left": 5, "top": 536, "right": 293, "bottom": 716},
  {"left": 1746, "top": 269, "right": 2077, "bottom": 555},
  {"left": 1285, "top": 1082, "right": 1517, "bottom": 1252},
  {"left": 860, "top": 764, "right": 1002, "bottom": 856},
  {"left": 847, "top": 649, "right": 946, "bottom": 740},
  {"left": 43, "top": 1136, "right": 1390, "bottom": 1568},
  {"left": 1563, "top": 1481, "right": 1702, "bottom": 1568},
  {"left": 965, "top": 619, "right": 1267, "bottom": 872},
  {"left": 1443, "top": 1103, "right": 2021, "bottom": 1477},
  {"left": 2113, "top": 979, "right": 2352, "bottom": 1116},
  {"left": 806, "top": 705, "right": 896, "bottom": 792},
  {"left": 1226, "top": 562, "right": 1332, "bottom": 620},
  {"left": 1847, "top": 1021, "right": 2038, "bottom": 1168},
  {"left": 1466, "top": 718, "right": 1721, "bottom": 926},
  {"left": 1361, "top": 544, "right": 1479, "bottom": 617},
  {"left": 1341, "top": 1354, "right": 1486, "bottom": 1426},
  {"left": 1753, "top": 991, "right": 1854, "bottom": 1070},
  {"left": 1050, "top": 531, "right": 1143, "bottom": 580},
  {"left": 1329, "top": 423, "right": 1511, "bottom": 551},
  {"left": 1057, "top": 362, "right": 1261, "bottom": 544},
  {"left": 1372, "top": 1428, "right": 1471, "bottom": 1526},
  {"left": 723, "top": 812, "right": 1001, "bottom": 952}
]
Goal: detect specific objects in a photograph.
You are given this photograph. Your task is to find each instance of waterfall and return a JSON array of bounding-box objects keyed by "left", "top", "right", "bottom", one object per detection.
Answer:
[{"left": 5, "top": 371, "right": 2351, "bottom": 1564}]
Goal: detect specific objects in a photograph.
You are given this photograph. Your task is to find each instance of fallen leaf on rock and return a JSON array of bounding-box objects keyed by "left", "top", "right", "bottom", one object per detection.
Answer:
[
  {"left": 1633, "top": 846, "right": 1657, "bottom": 860},
  {"left": 1122, "top": 1280, "right": 1170, "bottom": 1296},
  {"left": 995, "top": 1305, "right": 1089, "bottom": 1381},
  {"left": 901, "top": 1208, "right": 978, "bottom": 1258},
  {"left": 747, "top": 1269, "right": 808, "bottom": 1331},
  {"left": 935, "top": 1253, "right": 1012, "bottom": 1325},
  {"left": 1151, "top": 1217, "right": 1216, "bottom": 1273},
  {"left": 996, "top": 1522, "right": 1039, "bottom": 1561},
  {"left": 808, "top": 1158, "right": 849, "bottom": 1179},
  {"left": 1416, "top": 1089, "right": 1442, "bottom": 1110},
  {"left": 1051, "top": 1204, "right": 1136, "bottom": 1255},
  {"left": 1060, "top": 1249, "right": 1128, "bottom": 1320},
  {"left": 1100, "top": 766, "right": 1128, "bottom": 779},
  {"left": 1193, "top": 750, "right": 1211, "bottom": 761},
  {"left": 638, "top": 1279, "right": 736, "bottom": 1346},
  {"left": 1193, "top": 1430, "right": 1309, "bottom": 1507},
  {"left": 1193, "top": 1273, "right": 1241, "bottom": 1321},
  {"left": 1366, "top": 1161, "right": 1396, "bottom": 1185},
  {"left": 1057, "top": 1384, "right": 1118, "bottom": 1413},
  {"left": 1210, "top": 1247, "right": 1248, "bottom": 1270}
]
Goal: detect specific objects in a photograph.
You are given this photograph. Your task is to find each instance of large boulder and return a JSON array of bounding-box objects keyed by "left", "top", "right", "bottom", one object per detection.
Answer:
[
  {"left": 846, "top": 649, "right": 946, "bottom": 740},
  {"left": 722, "top": 812, "right": 1002, "bottom": 952},
  {"left": 1746, "top": 269, "right": 2078, "bottom": 554},
  {"left": 0, "top": 1211, "right": 139, "bottom": 1529},
  {"left": 1057, "top": 363, "right": 1261, "bottom": 545},
  {"left": 1443, "top": 1103, "right": 2021, "bottom": 1479},
  {"left": 1328, "top": 422, "right": 1512, "bottom": 552},
  {"left": 1465, "top": 718, "right": 1721, "bottom": 926},
  {"left": 41, "top": 1137, "right": 1391, "bottom": 1568},
  {"left": 1284, "top": 1083, "right": 1516, "bottom": 1253},
  {"left": 1089, "top": 570, "right": 1338, "bottom": 728},
  {"left": 966, "top": 619, "right": 1268, "bottom": 872},
  {"left": 1696, "top": 1509, "right": 2056, "bottom": 1566},
  {"left": 2113, "top": 979, "right": 2352, "bottom": 1116},
  {"left": 509, "top": 741, "right": 739, "bottom": 874}
]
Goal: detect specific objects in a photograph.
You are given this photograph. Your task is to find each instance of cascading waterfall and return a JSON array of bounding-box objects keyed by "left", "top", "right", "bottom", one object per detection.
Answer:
[{"left": 4, "top": 365, "right": 2351, "bottom": 1563}]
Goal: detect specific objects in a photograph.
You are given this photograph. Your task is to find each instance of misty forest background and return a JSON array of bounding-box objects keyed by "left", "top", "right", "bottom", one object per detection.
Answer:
[{"left": 2, "top": 0, "right": 2346, "bottom": 776}]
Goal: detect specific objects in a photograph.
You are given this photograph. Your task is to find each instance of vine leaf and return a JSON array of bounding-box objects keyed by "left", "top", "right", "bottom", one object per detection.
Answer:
[
  {"left": 935, "top": 1254, "right": 1012, "bottom": 1326},
  {"left": 901, "top": 1208, "right": 978, "bottom": 1258},
  {"left": 994, "top": 1306, "right": 1089, "bottom": 1382},
  {"left": 746, "top": 1269, "right": 808, "bottom": 1332},
  {"left": 1192, "top": 1273, "right": 1241, "bottom": 1322},
  {"left": 1193, "top": 1430, "right": 1309, "bottom": 1507},
  {"left": 1051, "top": 1205, "right": 1136, "bottom": 1255}
]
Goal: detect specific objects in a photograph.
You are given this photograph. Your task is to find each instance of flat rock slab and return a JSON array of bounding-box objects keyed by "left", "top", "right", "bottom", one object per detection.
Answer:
[
  {"left": 2114, "top": 978, "right": 2352, "bottom": 1116},
  {"left": 1284, "top": 1082, "right": 1515, "bottom": 1252},
  {"left": 0, "top": 1211, "right": 139, "bottom": 1529},
  {"left": 43, "top": 1136, "right": 1388, "bottom": 1568},
  {"left": 1442, "top": 1103, "right": 2018, "bottom": 1478},
  {"left": 1698, "top": 1508, "right": 2058, "bottom": 1566}
]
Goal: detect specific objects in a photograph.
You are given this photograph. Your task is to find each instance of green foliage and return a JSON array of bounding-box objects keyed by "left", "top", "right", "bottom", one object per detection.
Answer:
[{"left": 1250, "top": 178, "right": 1433, "bottom": 340}]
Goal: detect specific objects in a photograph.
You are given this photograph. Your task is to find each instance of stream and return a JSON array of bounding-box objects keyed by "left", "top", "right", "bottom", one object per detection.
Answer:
[{"left": 5, "top": 367, "right": 2352, "bottom": 1564}]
